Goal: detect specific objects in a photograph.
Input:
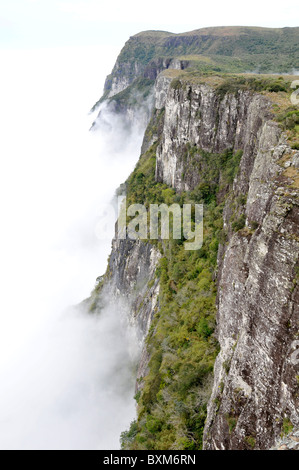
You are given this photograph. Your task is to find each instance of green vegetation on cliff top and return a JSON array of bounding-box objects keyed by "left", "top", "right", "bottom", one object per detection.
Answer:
[
  {"left": 117, "top": 26, "right": 299, "bottom": 73},
  {"left": 93, "top": 26, "right": 299, "bottom": 112}
]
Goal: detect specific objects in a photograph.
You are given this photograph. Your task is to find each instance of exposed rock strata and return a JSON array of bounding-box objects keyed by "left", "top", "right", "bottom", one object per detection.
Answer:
[
  {"left": 153, "top": 73, "right": 299, "bottom": 449},
  {"left": 154, "top": 73, "right": 274, "bottom": 193}
]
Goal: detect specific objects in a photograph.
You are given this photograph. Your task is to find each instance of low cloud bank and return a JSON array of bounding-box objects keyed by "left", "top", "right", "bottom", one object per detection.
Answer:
[{"left": 0, "top": 47, "right": 147, "bottom": 450}]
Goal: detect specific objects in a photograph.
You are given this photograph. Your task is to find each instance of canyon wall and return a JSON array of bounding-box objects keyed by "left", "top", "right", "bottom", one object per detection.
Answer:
[{"left": 90, "top": 43, "right": 299, "bottom": 448}]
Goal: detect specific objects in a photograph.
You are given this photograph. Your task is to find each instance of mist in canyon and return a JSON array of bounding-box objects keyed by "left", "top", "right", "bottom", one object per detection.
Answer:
[{"left": 0, "top": 47, "right": 143, "bottom": 449}]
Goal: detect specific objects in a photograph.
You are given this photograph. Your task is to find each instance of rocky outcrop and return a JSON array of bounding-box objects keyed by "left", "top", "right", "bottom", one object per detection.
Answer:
[
  {"left": 92, "top": 58, "right": 189, "bottom": 132},
  {"left": 104, "top": 61, "right": 144, "bottom": 99},
  {"left": 100, "top": 26, "right": 299, "bottom": 102},
  {"left": 90, "top": 235, "right": 161, "bottom": 395},
  {"left": 203, "top": 125, "right": 299, "bottom": 450},
  {"left": 107, "top": 237, "right": 161, "bottom": 342},
  {"left": 155, "top": 73, "right": 273, "bottom": 192},
  {"left": 104, "top": 57, "right": 187, "bottom": 99},
  {"left": 149, "top": 74, "right": 298, "bottom": 448}
]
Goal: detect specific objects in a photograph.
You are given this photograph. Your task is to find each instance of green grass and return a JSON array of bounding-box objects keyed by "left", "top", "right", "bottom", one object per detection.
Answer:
[
  {"left": 226, "top": 414, "right": 237, "bottom": 434},
  {"left": 281, "top": 417, "right": 294, "bottom": 437},
  {"left": 216, "top": 75, "right": 290, "bottom": 99},
  {"left": 244, "top": 435, "right": 256, "bottom": 449},
  {"left": 115, "top": 26, "right": 299, "bottom": 71}
]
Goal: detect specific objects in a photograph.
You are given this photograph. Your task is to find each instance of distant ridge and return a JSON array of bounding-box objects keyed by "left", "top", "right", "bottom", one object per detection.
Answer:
[{"left": 94, "top": 26, "right": 299, "bottom": 113}]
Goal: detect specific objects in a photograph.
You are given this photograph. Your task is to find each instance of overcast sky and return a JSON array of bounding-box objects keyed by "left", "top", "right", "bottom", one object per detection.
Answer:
[{"left": 0, "top": 0, "right": 298, "bottom": 50}]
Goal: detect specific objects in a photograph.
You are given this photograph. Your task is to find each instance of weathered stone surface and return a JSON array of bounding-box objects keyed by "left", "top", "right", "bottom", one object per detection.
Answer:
[
  {"left": 105, "top": 236, "right": 161, "bottom": 392},
  {"left": 104, "top": 57, "right": 187, "bottom": 99},
  {"left": 155, "top": 74, "right": 172, "bottom": 110},
  {"left": 105, "top": 60, "right": 144, "bottom": 98},
  {"left": 271, "top": 429, "right": 299, "bottom": 450},
  {"left": 108, "top": 237, "right": 161, "bottom": 341},
  {"left": 203, "top": 138, "right": 299, "bottom": 450},
  {"left": 152, "top": 73, "right": 299, "bottom": 449},
  {"left": 155, "top": 75, "right": 273, "bottom": 193}
]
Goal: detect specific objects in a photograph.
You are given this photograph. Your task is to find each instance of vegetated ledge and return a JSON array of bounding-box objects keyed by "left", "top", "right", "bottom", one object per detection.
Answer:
[
  {"left": 90, "top": 77, "right": 155, "bottom": 114},
  {"left": 163, "top": 68, "right": 298, "bottom": 93},
  {"left": 161, "top": 68, "right": 299, "bottom": 151}
]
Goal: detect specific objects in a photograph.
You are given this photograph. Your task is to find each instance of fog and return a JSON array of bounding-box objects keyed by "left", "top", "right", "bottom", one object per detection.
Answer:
[{"left": 0, "top": 47, "right": 144, "bottom": 449}]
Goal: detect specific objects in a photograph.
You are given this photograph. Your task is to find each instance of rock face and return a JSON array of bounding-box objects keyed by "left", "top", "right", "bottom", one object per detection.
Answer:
[
  {"left": 153, "top": 73, "right": 299, "bottom": 449},
  {"left": 93, "top": 231, "right": 161, "bottom": 393},
  {"left": 107, "top": 236, "right": 161, "bottom": 343},
  {"left": 104, "top": 57, "right": 185, "bottom": 99},
  {"left": 91, "top": 61, "right": 299, "bottom": 449},
  {"left": 92, "top": 57, "right": 188, "bottom": 131},
  {"left": 271, "top": 428, "right": 299, "bottom": 450},
  {"left": 155, "top": 73, "right": 273, "bottom": 192},
  {"left": 203, "top": 144, "right": 299, "bottom": 449}
]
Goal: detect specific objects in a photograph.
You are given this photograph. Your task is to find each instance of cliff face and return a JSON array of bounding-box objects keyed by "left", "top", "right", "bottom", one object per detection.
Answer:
[
  {"left": 90, "top": 42, "right": 299, "bottom": 449},
  {"left": 104, "top": 56, "right": 185, "bottom": 99},
  {"left": 203, "top": 115, "right": 299, "bottom": 450},
  {"left": 154, "top": 73, "right": 273, "bottom": 192},
  {"left": 151, "top": 73, "right": 299, "bottom": 449},
  {"left": 107, "top": 237, "right": 161, "bottom": 344}
]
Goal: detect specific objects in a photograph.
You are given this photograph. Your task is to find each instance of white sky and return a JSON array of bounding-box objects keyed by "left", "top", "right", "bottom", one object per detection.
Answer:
[
  {"left": 0, "top": 0, "right": 298, "bottom": 50},
  {"left": 0, "top": 45, "right": 142, "bottom": 449}
]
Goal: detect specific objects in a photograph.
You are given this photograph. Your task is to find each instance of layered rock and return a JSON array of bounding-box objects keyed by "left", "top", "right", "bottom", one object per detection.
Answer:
[
  {"left": 203, "top": 141, "right": 299, "bottom": 449},
  {"left": 271, "top": 428, "right": 299, "bottom": 450},
  {"left": 104, "top": 57, "right": 187, "bottom": 99},
  {"left": 99, "top": 26, "right": 299, "bottom": 102},
  {"left": 155, "top": 73, "right": 273, "bottom": 192},
  {"left": 107, "top": 236, "right": 161, "bottom": 342},
  {"left": 152, "top": 72, "right": 299, "bottom": 449}
]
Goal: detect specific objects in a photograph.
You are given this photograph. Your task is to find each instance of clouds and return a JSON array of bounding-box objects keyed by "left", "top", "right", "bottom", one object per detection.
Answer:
[
  {"left": 0, "top": 44, "right": 139, "bottom": 355},
  {"left": 0, "top": 0, "right": 298, "bottom": 49},
  {"left": 57, "top": 0, "right": 299, "bottom": 28},
  {"left": 0, "top": 301, "right": 139, "bottom": 450},
  {"left": 0, "top": 46, "right": 145, "bottom": 449}
]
